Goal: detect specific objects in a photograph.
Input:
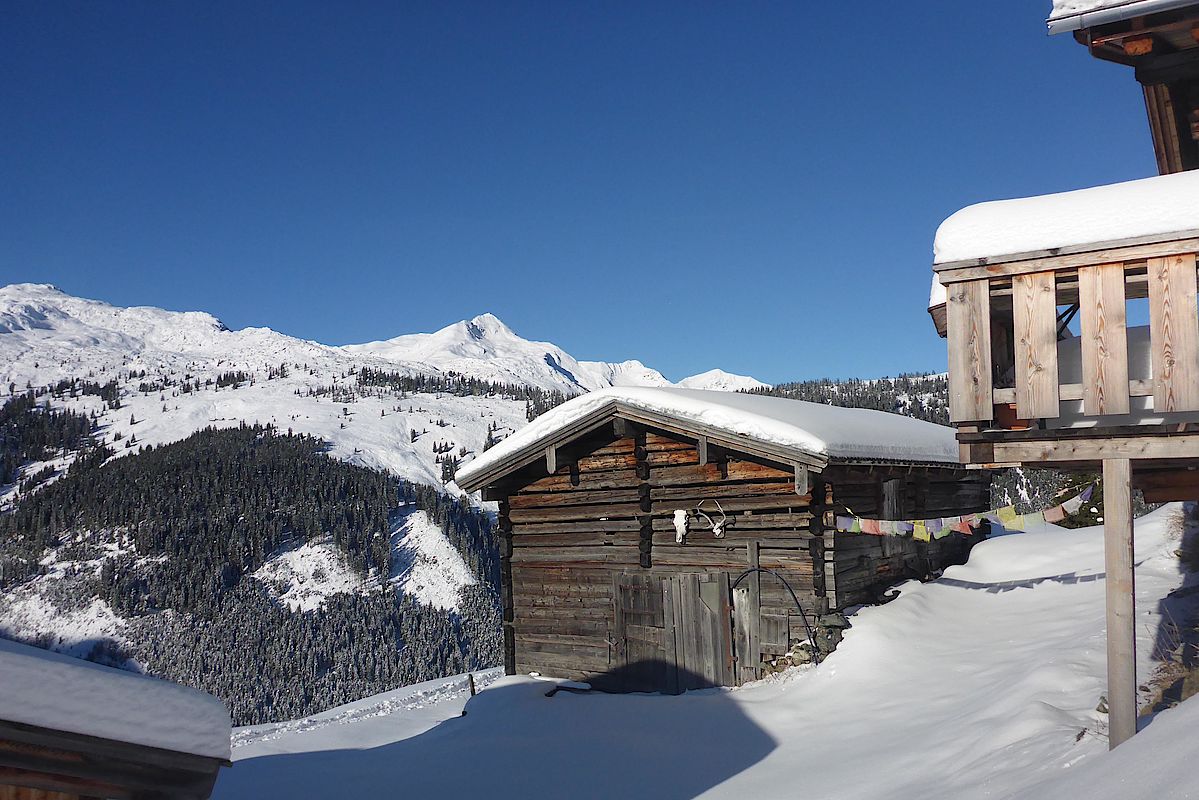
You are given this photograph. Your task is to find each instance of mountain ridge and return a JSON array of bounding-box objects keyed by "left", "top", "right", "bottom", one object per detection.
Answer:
[{"left": 0, "top": 283, "right": 767, "bottom": 395}]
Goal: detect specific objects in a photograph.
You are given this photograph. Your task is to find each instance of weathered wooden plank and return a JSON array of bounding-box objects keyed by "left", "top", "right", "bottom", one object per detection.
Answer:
[
  {"left": 509, "top": 502, "right": 641, "bottom": 524},
  {"left": 511, "top": 532, "right": 642, "bottom": 548},
  {"left": 508, "top": 488, "right": 643, "bottom": 509},
  {"left": 947, "top": 279, "right": 994, "bottom": 422},
  {"left": 647, "top": 549, "right": 748, "bottom": 568},
  {"left": 650, "top": 480, "right": 797, "bottom": 502},
  {"left": 934, "top": 236, "right": 1199, "bottom": 282},
  {"left": 746, "top": 541, "right": 761, "bottom": 683},
  {"left": 994, "top": 379, "right": 1153, "bottom": 404},
  {"left": 650, "top": 512, "right": 814, "bottom": 533},
  {"left": 1012, "top": 270, "right": 1060, "bottom": 419},
  {"left": 650, "top": 460, "right": 794, "bottom": 486},
  {"left": 650, "top": 533, "right": 812, "bottom": 549},
  {"left": 1078, "top": 263, "right": 1130, "bottom": 415},
  {"left": 512, "top": 520, "right": 640, "bottom": 535},
  {"left": 1148, "top": 254, "right": 1199, "bottom": 412},
  {"left": 509, "top": 546, "right": 641, "bottom": 565},
  {"left": 650, "top": 494, "right": 811, "bottom": 515}
]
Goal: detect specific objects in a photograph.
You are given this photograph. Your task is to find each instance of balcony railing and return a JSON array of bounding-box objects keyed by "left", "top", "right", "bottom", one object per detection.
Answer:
[{"left": 939, "top": 238, "right": 1199, "bottom": 428}]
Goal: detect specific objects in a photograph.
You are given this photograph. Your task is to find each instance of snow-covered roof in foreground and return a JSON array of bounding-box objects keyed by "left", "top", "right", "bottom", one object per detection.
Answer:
[
  {"left": 0, "top": 638, "right": 231, "bottom": 760},
  {"left": 457, "top": 387, "right": 960, "bottom": 488},
  {"left": 933, "top": 170, "right": 1199, "bottom": 267},
  {"left": 1048, "top": 0, "right": 1198, "bottom": 33}
]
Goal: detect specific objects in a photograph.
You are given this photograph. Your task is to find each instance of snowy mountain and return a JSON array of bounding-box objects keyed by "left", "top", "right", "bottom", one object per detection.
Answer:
[
  {"left": 0, "top": 283, "right": 769, "bottom": 491},
  {"left": 677, "top": 368, "right": 770, "bottom": 392}
]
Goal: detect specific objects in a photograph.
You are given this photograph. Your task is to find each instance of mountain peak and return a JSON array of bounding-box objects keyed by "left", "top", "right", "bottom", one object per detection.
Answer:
[{"left": 463, "top": 313, "right": 513, "bottom": 340}]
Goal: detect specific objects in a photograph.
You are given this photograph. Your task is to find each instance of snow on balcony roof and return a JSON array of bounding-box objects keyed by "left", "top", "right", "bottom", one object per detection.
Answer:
[
  {"left": 0, "top": 638, "right": 232, "bottom": 760},
  {"left": 933, "top": 170, "right": 1199, "bottom": 268},
  {"left": 456, "top": 387, "right": 960, "bottom": 490},
  {"left": 1047, "top": 0, "right": 1199, "bottom": 33}
]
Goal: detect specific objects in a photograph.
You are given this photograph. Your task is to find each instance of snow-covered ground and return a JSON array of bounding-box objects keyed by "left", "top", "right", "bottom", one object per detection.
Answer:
[{"left": 215, "top": 506, "right": 1199, "bottom": 799}]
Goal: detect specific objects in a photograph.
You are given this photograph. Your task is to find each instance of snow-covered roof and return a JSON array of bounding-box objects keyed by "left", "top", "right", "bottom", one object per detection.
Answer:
[
  {"left": 1047, "top": 0, "right": 1198, "bottom": 33},
  {"left": 0, "top": 638, "right": 232, "bottom": 760},
  {"left": 933, "top": 171, "right": 1199, "bottom": 268},
  {"left": 456, "top": 387, "right": 960, "bottom": 489}
]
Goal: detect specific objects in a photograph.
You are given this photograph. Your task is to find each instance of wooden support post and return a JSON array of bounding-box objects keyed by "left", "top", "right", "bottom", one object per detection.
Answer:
[
  {"left": 498, "top": 499, "right": 516, "bottom": 676},
  {"left": 697, "top": 435, "right": 708, "bottom": 466},
  {"left": 1103, "top": 458, "right": 1137, "bottom": 749}
]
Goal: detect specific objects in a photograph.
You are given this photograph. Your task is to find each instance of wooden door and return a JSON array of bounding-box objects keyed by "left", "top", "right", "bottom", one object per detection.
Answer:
[
  {"left": 610, "top": 572, "right": 733, "bottom": 694},
  {"left": 610, "top": 573, "right": 679, "bottom": 694}
]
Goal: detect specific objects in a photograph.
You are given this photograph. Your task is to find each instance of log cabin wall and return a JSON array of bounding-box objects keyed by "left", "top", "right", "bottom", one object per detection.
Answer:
[
  {"left": 823, "top": 466, "right": 990, "bottom": 607},
  {"left": 494, "top": 421, "right": 991, "bottom": 686}
]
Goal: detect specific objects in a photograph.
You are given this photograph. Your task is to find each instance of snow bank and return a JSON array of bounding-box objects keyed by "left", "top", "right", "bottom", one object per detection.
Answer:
[
  {"left": 1016, "top": 692, "right": 1199, "bottom": 799},
  {"left": 933, "top": 171, "right": 1199, "bottom": 265},
  {"left": 0, "top": 637, "right": 231, "bottom": 759},
  {"left": 458, "top": 387, "right": 960, "bottom": 487}
]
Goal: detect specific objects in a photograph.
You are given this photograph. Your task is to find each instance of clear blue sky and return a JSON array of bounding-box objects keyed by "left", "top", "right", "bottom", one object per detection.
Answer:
[{"left": 1, "top": 1, "right": 1156, "bottom": 383}]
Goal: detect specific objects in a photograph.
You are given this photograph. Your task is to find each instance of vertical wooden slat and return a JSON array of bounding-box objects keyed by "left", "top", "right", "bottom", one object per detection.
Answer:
[
  {"left": 1148, "top": 253, "right": 1199, "bottom": 412},
  {"left": 747, "top": 541, "right": 761, "bottom": 682},
  {"left": 946, "top": 279, "right": 993, "bottom": 422},
  {"left": 716, "top": 571, "right": 735, "bottom": 687},
  {"left": 1079, "top": 263, "right": 1130, "bottom": 416},
  {"left": 660, "top": 577, "right": 679, "bottom": 695},
  {"left": 1103, "top": 457, "right": 1137, "bottom": 749},
  {"left": 1012, "top": 271, "right": 1060, "bottom": 419}
]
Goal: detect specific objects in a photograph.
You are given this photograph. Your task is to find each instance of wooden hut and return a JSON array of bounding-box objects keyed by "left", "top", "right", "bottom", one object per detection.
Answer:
[
  {"left": 928, "top": 168, "right": 1199, "bottom": 747},
  {"left": 1048, "top": 0, "right": 1199, "bottom": 174},
  {"left": 456, "top": 387, "right": 990, "bottom": 693},
  {"left": 0, "top": 638, "right": 230, "bottom": 800}
]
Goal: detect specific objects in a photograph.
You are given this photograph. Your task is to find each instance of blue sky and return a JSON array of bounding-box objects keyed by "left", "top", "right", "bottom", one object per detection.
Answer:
[{"left": 2, "top": 2, "right": 1156, "bottom": 383}]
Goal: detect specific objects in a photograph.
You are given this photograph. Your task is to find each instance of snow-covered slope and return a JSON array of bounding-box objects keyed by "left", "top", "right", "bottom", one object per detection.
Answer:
[
  {"left": 677, "top": 368, "right": 770, "bottom": 392},
  {"left": 387, "top": 508, "right": 477, "bottom": 611},
  {"left": 215, "top": 506, "right": 1197, "bottom": 800}
]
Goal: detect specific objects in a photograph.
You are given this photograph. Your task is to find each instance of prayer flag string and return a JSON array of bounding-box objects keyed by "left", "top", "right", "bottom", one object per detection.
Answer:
[{"left": 833, "top": 484, "right": 1094, "bottom": 538}]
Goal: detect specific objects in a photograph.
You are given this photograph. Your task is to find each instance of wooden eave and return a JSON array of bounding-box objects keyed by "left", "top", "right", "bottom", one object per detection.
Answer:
[
  {"left": 456, "top": 399, "right": 830, "bottom": 493},
  {"left": 932, "top": 230, "right": 1199, "bottom": 284}
]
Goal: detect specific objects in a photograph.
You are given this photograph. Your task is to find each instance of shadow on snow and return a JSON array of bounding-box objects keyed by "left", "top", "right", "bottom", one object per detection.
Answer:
[{"left": 216, "top": 662, "right": 777, "bottom": 800}]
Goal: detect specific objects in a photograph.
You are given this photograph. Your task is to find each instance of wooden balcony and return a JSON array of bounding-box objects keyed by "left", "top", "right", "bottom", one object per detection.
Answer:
[{"left": 936, "top": 233, "right": 1199, "bottom": 474}]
